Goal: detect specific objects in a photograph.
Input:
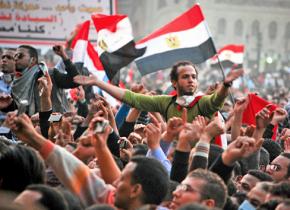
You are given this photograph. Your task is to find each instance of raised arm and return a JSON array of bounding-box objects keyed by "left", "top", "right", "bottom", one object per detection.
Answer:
[
  {"left": 217, "top": 68, "right": 244, "bottom": 98},
  {"left": 231, "top": 96, "right": 249, "bottom": 141},
  {"left": 52, "top": 45, "right": 79, "bottom": 88},
  {"left": 6, "top": 112, "right": 114, "bottom": 207},
  {"left": 74, "top": 74, "right": 126, "bottom": 101}
]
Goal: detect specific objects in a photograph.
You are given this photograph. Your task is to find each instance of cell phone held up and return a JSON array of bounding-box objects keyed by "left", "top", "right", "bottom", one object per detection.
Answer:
[
  {"left": 17, "top": 99, "right": 28, "bottom": 116},
  {"left": 48, "top": 113, "right": 62, "bottom": 122},
  {"left": 119, "top": 140, "right": 128, "bottom": 149},
  {"left": 94, "top": 120, "right": 109, "bottom": 133}
]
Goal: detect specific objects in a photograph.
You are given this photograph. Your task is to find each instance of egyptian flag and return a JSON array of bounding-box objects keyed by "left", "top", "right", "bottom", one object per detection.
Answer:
[
  {"left": 71, "top": 20, "right": 118, "bottom": 106},
  {"left": 242, "top": 93, "right": 278, "bottom": 140},
  {"left": 211, "top": 44, "right": 244, "bottom": 69},
  {"left": 91, "top": 14, "right": 146, "bottom": 82},
  {"left": 135, "top": 4, "right": 216, "bottom": 76},
  {"left": 71, "top": 20, "right": 107, "bottom": 85}
]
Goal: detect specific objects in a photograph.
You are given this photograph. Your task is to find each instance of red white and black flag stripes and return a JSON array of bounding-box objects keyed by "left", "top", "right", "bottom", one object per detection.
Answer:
[
  {"left": 211, "top": 44, "right": 244, "bottom": 69},
  {"left": 92, "top": 14, "right": 145, "bottom": 81},
  {"left": 135, "top": 4, "right": 217, "bottom": 76}
]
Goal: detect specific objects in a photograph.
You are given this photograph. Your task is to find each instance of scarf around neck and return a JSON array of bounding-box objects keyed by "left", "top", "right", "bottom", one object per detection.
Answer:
[{"left": 12, "top": 65, "right": 41, "bottom": 116}]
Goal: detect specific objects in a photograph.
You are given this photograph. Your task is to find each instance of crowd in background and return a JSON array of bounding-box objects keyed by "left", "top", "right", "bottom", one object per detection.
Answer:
[{"left": 0, "top": 43, "right": 290, "bottom": 210}]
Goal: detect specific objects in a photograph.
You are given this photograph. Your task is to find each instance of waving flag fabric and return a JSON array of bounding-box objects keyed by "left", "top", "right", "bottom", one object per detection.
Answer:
[
  {"left": 211, "top": 44, "right": 244, "bottom": 68},
  {"left": 92, "top": 14, "right": 145, "bottom": 81},
  {"left": 71, "top": 20, "right": 118, "bottom": 106},
  {"left": 135, "top": 4, "right": 216, "bottom": 76}
]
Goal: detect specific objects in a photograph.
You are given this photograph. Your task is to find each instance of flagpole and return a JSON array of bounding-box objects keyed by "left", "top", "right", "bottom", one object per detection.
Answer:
[{"left": 216, "top": 55, "right": 235, "bottom": 105}]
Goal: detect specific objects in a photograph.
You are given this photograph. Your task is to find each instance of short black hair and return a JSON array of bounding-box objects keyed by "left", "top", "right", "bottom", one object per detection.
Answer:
[
  {"left": 18, "top": 45, "right": 38, "bottom": 63},
  {"left": 86, "top": 204, "right": 115, "bottom": 210},
  {"left": 178, "top": 203, "right": 212, "bottom": 210},
  {"left": 130, "top": 156, "right": 169, "bottom": 205},
  {"left": 187, "top": 169, "right": 228, "bottom": 208},
  {"left": 0, "top": 145, "right": 45, "bottom": 193},
  {"left": 259, "top": 147, "right": 270, "bottom": 167},
  {"left": 269, "top": 181, "right": 290, "bottom": 199},
  {"left": 248, "top": 169, "right": 273, "bottom": 182},
  {"left": 280, "top": 152, "right": 290, "bottom": 178},
  {"left": 262, "top": 139, "right": 282, "bottom": 162},
  {"left": 26, "top": 184, "right": 68, "bottom": 210},
  {"left": 170, "top": 60, "right": 198, "bottom": 82},
  {"left": 256, "top": 200, "right": 279, "bottom": 210}
]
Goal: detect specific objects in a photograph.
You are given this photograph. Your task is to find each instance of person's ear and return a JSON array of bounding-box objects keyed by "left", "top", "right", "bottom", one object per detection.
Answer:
[
  {"left": 29, "top": 57, "right": 37, "bottom": 66},
  {"left": 235, "top": 175, "right": 243, "bottom": 184},
  {"left": 171, "top": 80, "right": 177, "bottom": 90},
  {"left": 202, "top": 199, "right": 215, "bottom": 208},
  {"left": 130, "top": 183, "right": 142, "bottom": 199}
]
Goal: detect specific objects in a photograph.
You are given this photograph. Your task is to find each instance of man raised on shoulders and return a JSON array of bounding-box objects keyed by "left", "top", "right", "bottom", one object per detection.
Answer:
[{"left": 74, "top": 60, "right": 243, "bottom": 122}]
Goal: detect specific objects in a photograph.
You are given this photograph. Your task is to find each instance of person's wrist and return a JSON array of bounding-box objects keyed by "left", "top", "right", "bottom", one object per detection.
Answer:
[
  {"left": 149, "top": 143, "right": 159, "bottom": 150},
  {"left": 222, "top": 150, "right": 237, "bottom": 166},
  {"left": 199, "top": 133, "right": 212, "bottom": 143},
  {"left": 162, "top": 132, "right": 175, "bottom": 142},
  {"left": 177, "top": 138, "right": 191, "bottom": 151},
  {"left": 223, "top": 81, "right": 233, "bottom": 88}
]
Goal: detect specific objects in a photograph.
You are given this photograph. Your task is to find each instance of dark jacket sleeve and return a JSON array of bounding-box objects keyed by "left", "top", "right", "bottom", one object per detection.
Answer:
[
  {"left": 39, "top": 110, "right": 53, "bottom": 138},
  {"left": 73, "top": 125, "right": 88, "bottom": 140},
  {"left": 263, "top": 124, "right": 274, "bottom": 139},
  {"left": 52, "top": 59, "right": 79, "bottom": 89},
  {"left": 76, "top": 101, "right": 88, "bottom": 118},
  {"left": 119, "top": 121, "right": 135, "bottom": 137},
  {"left": 209, "top": 155, "right": 235, "bottom": 184},
  {"left": 107, "top": 131, "right": 120, "bottom": 158},
  {"left": 170, "top": 150, "right": 190, "bottom": 183},
  {"left": 189, "top": 156, "right": 208, "bottom": 171}
]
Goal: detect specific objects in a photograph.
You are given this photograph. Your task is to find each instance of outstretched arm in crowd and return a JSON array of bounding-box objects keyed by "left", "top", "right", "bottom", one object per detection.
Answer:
[
  {"left": 6, "top": 112, "right": 115, "bottom": 207},
  {"left": 189, "top": 115, "right": 224, "bottom": 171},
  {"left": 242, "top": 106, "right": 279, "bottom": 170},
  {"left": 215, "top": 68, "right": 244, "bottom": 99},
  {"left": 210, "top": 135, "right": 262, "bottom": 183},
  {"left": 38, "top": 71, "right": 53, "bottom": 138},
  {"left": 89, "top": 116, "right": 121, "bottom": 184},
  {"left": 74, "top": 74, "right": 126, "bottom": 101},
  {"left": 263, "top": 107, "right": 287, "bottom": 139},
  {"left": 170, "top": 109, "right": 204, "bottom": 182},
  {"left": 145, "top": 114, "right": 172, "bottom": 174},
  {"left": 52, "top": 45, "right": 80, "bottom": 89},
  {"left": 231, "top": 96, "right": 249, "bottom": 141}
]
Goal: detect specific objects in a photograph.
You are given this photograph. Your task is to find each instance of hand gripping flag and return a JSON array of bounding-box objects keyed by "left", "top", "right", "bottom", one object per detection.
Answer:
[
  {"left": 242, "top": 93, "right": 278, "bottom": 140},
  {"left": 135, "top": 4, "right": 217, "bottom": 76},
  {"left": 92, "top": 14, "right": 146, "bottom": 82}
]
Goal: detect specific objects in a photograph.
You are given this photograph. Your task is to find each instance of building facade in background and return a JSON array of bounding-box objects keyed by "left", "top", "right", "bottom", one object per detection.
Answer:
[{"left": 118, "top": 0, "right": 290, "bottom": 73}]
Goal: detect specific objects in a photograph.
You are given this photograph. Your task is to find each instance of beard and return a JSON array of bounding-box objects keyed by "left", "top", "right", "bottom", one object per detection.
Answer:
[
  {"left": 15, "top": 64, "right": 26, "bottom": 72},
  {"left": 179, "top": 88, "right": 195, "bottom": 96}
]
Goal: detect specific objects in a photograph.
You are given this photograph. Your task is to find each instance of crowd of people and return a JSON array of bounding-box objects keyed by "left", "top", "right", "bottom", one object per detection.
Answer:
[{"left": 0, "top": 42, "right": 290, "bottom": 210}]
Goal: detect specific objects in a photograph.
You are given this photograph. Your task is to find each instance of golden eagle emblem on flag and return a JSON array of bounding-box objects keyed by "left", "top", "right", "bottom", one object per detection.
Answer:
[
  {"left": 98, "top": 39, "right": 108, "bottom": 51},
  {"left": 165, "top": 35, "right": 180, "bottom": 48}
]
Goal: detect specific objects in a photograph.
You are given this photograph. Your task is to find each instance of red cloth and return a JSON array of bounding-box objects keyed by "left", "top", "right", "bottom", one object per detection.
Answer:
[{"left": 242, "top": 93, "right": 277, "bottom": 139}]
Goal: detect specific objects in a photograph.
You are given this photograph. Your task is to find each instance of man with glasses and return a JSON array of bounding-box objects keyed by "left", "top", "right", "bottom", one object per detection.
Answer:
[
  {"left": 169, "top": 169, "right": 227, "bottom": 209},
  {"left": 0, "top": 45, "right": 80, "bottom": 115},
  {"left": 266, "top": 152, "right": 290, "bottom": 182}
]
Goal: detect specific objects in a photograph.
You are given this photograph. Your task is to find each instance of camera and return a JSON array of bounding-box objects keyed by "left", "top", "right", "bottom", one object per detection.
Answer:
[
  {"left": 17, "top": 99, "right": 28, "bottom": 116},
  {"left": 94, "top": 120, "right": 109, "bottom": 133},
  {"left": 119, "top": 140, "right": 128, "bottom": 149},
  {"left": 48, "top": 113, "right": 62, "bottom": 122},
  {"left": 53, "top": 45, "right": 61, "bottom": 52},
  {"left": 38, "top": 61, "right": 48, "bottom": 75}
]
